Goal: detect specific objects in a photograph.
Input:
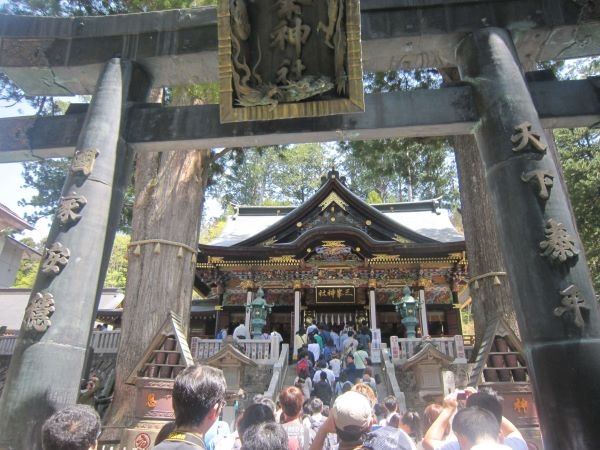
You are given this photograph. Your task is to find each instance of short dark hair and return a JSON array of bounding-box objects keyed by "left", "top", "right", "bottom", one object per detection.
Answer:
[
  {"left": 237, "top": 404, "right": 276, "bottom": 437},
  {"left": 388, "top": 412, "right": 401, "bottom": 428},
  {"left": 172, "top": 365, "right": 226, "bottom": 428},
  {"left": 383, "top": 395, "right": 398, "bottom": 413},
  {"left": 401, "top": 410, "right": 422, "bottom": 441},
  {"left": 466, "top": 389, "right": 503, "bottom": 423},
  {"left": 241, "top": 422, "right": 288, "bottom": 450},
  {"left": 452, "top": 407, "right": 500, "bottom": 443},
  {"left": 42, "top": 405, "right": 100, "bottom": 450}
]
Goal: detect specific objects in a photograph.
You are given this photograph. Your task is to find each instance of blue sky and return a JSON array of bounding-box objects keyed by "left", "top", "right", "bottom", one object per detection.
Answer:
[{"left": 0, "top": 100, "right": 51, "bottom": 240}]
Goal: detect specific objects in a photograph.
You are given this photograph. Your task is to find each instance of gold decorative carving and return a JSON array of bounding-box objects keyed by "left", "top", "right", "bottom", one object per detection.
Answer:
[
  {"left": 293, "top": 280, "right": 302, "bottom": 290},
  {"left": 41, "top": 242, "right": 70, "bottom": 275},
  {"left": 521, "top": 170, "right": 554, "bottom": 201},
  {"left": 71, "top": 148, "right": 99, "bottom": 176},
  {"left": 417, "top": 278, "right": 433, "bottom": 288},
  {"left": 269, "top": 255, "right": 297, "bottom": 262},
  {"left": 319, "top": 192, "right": 348, "bottom": 212},
  {"left": 263, "top": 237, "right": 278, "bottom": 247},
  {"left": 218, "top": 0, "right": 364, "bottom": 122},
  {"left": 240, "top": 280, "right": 255, "bottom": 290},
  {"left": 209, "top": 256, "right": 225, "bottom": 264},
  {"left": 513, "top": 398, "right": 528, "bottom": 413},
  {"left": 146, "top": 393, "right": 157, "bottom": 408},
  {"left": 321, "top": 240, "right": 346, "bottom": 249},
  {"left": 555, "top": 284, "right": 589, "bottom": 328},
  {"left": 317, "top": 0, "right": 337, "bottom": 48},
  {"left": 539, "top": 219, "right": 579, "bottom": 264},
  {"left": 393, "top": 234, "right": 413, "bottom": 244},
  {"left": 370, "top": 254, "right": 401, "bottom": 261},
  {"left": 511, "top": 122, "right": 547, "bottom": 153},
  {"left": 24, "top": 292, "right": 55, "bottom": 332},
  {"left": 56, "top": 192, "right": 87, "bottom": 225}
]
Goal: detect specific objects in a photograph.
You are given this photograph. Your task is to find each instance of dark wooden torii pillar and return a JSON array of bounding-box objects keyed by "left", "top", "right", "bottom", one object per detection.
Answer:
[
  {"left": 456, "top": 28, "right": 600, "bottom": 449},
  {"left": 0, "top": 59, "right": 150, "bottom": 450}
]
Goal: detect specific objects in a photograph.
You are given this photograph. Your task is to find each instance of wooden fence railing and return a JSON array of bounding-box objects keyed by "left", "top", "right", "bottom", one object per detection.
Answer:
[
  {"left": 389, "top": 335, "right": 467, "bottom": 363},
  {"left": 191, "top": 336, "right": 280, "bottom": 363}
]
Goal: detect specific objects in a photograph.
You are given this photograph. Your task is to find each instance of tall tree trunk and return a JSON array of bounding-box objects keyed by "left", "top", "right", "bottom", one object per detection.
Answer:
[
  {"left": 104, "top": 148, "right": 211, "bottom": 436},
  {"left": 440, "top": 67, "right": 520, "bottom": 348},
  {"left": 103, "top": 88, "right": 212, "bottom": 437},
  {"left": 453, "top": 135, "right": 520, "bottom": 344}
]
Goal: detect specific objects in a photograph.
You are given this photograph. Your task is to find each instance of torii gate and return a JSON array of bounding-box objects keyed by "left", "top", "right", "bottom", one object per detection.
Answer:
[{"left": 0, "top": 2, "right": 599, "bottom": 449}]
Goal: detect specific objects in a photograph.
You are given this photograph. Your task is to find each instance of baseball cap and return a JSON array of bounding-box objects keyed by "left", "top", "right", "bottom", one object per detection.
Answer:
[{"left": 332, "top": 391, "right": 372, "bottom": 432}]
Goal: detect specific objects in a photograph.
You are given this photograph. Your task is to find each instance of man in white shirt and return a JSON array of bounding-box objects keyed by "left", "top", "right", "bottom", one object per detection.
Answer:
[
  {"left": 328, "top": 353, "right": 342, "bottom": 379},
  {"left": 270, "top": 329, "right": 283, "bottom": 343},
  {"left": 233, "top": 322, "right": 248, "bottom": 340},
  {"left": 312, "top": 361, "right": 336, "bottom": 387}
]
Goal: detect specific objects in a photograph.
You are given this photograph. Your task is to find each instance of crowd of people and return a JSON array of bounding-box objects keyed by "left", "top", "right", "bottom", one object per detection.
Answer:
[
  {"left": 41, "top": 363, "right": 526, "bottom": 450},
  {"left": 41, "top": 322, "right": 528, "bottom": 450}
]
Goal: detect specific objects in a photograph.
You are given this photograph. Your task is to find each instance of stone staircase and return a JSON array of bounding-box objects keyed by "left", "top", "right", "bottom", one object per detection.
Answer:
[{"left": 283, "top": 363, "right": 391, "bottom": 402}]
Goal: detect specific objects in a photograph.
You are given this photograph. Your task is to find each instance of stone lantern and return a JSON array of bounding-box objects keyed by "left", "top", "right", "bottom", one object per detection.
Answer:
[
  {"left": 394, "top": 286, "right": 421, "bottom": 338},
  {"left": 246, "top": 287, "right": 274, "bottom": 339}
]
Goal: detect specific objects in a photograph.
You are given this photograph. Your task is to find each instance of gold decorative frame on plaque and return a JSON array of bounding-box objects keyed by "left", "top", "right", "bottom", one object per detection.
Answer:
[{"left": 218, "top": 0, "right": 364, "bottom": 123}]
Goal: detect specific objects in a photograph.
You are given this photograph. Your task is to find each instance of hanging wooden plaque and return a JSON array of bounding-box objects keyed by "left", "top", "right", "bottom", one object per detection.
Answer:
[
  {"left": 218, "top": 0, "right": 364, "bottom": 123},
  {"left": 315, "top": 286, "right": 355, "bottom": 304}
]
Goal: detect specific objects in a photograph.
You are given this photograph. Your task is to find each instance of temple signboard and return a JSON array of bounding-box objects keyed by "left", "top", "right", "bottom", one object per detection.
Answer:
[
  {"left": 315, "top": 286, "right": 355, "bottom": 304},
  {"left": 218, "top": 0, "right": 364, "bottom": 123}
]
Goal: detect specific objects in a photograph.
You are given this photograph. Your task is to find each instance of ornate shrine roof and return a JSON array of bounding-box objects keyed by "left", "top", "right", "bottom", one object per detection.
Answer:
[{"left": 197, "top": 170, "right": 465, "bottom": 265}]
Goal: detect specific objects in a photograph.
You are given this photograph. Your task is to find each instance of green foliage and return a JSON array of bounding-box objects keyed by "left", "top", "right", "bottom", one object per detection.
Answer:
[
  {"left": 364, "top": 69, "right": 443, "bottom": 93},
  {"left": 207, "top": 144, "right": 329, "bottom": 208},
  {"left": 460, "top": 304, "right": 474, "bottom": 336},
  {"left": 339, "top": 69, "right": 459, "bottom": 210},
  {"left": 171, "top": 83, "right": 219, "bottom": 105},
  {"left": 12, "top": 257, "right": 39, "bottom": 288},
  {"left": 199, "top": 216, "right": 227, "bottom": 244},
  {"left": 19, "top": 159, "right": 70, "bottom": 225},
  {"left": 12, "top": 238, "right": 43, "bottom": 289},
  {"left": 104, "top": 233, "right": 130, "bottom": 289},
  {"left": 11, "top": 233, "right": 130, "bottom": 289},
  {"left": 338, "top": 137, "right": 459, "bottom": 209},
  {"left": 0, "top": 0, "right": 128, "bottom": 16},
  {"left": 18, "top": 158, "right": 134, "bottom": 231},
  {"left": 554, "top": 127, "right": 600, "bottom": 293}
]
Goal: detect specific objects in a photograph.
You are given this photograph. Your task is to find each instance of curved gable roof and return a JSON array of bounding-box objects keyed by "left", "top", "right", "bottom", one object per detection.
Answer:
[{"left": 207, "top": 175, "right": 463, "bottom": 251}]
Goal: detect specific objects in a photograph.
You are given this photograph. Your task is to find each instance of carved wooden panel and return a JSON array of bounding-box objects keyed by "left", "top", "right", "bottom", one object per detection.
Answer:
[{"left": 218, "top": 0, "right": 364, "bottom": 122}]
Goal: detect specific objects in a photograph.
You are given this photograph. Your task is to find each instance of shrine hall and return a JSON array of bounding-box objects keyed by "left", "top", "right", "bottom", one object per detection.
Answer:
[{"left": 193, "top": 169, "right": 468, "bottom": 353}]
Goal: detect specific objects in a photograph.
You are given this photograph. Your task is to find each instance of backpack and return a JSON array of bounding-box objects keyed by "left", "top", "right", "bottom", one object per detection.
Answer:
[
  {"left": 296, "top": 358, "right": 309, "bottom": 375},
  {"left": 307, "top": 415, "right": 327, "bottom": 445}
]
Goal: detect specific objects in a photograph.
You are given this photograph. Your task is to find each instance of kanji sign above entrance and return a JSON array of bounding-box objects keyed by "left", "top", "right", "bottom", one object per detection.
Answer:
[
  {"left": 316, "top": 286, "right": 355, "bottom": 304},
  {"left": 218, "top": 0, "right": 364, "bottom": 122}
]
